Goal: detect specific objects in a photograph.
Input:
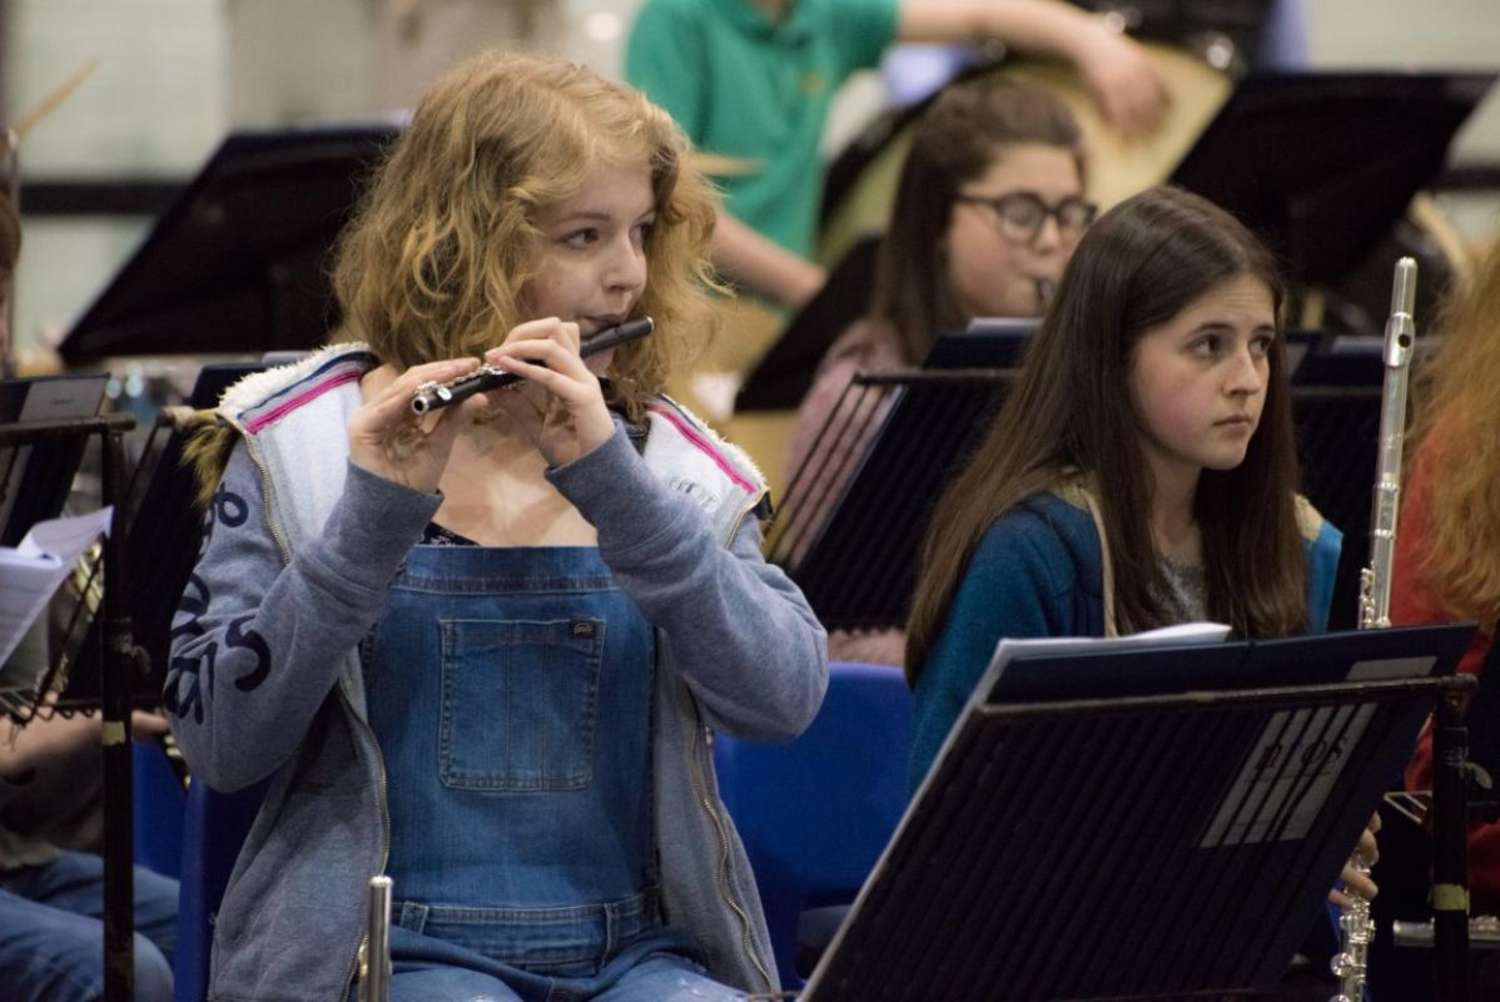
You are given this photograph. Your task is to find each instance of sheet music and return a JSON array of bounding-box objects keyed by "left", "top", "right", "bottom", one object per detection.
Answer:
[
  {"left": 983, "top": 620, "right": 1233, "bottom": 690},
  {"left": 0, "top": 507, "right": 112, "bottom": 670}
]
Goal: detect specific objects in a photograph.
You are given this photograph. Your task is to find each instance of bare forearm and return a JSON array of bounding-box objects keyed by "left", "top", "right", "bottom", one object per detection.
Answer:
[
  {"left": 0, "top": 714, "right": 97, "bottom": 783},
  {"left": 711, "top": 210, "right": 826, "bottom": 311},
  {"left": 897, "top": 0, "right": 1167, "bottom": 134},
  {"left": 896, "top": 0, "right": 1099, "bottom": 58}
]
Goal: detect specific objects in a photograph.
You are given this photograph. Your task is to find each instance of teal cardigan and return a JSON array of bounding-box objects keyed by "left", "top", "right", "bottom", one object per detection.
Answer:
[{"left": 909, "top": 490, "right": 1343, "bottom": 790}]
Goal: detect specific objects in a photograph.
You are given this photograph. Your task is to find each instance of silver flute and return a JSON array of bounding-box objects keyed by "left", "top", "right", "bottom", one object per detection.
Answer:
[
  {"left": 410, "top": 316, "right": 655, "bottom": 415},
  {"left": 1330, "top": 257, "right": 1418, "bottom": 1002},
  {"left": 357, "top": 875, "right": 393, "bottom": 1002}
]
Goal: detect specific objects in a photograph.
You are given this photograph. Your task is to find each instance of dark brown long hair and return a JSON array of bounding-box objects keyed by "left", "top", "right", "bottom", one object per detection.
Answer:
[
  {"left": 872, "top": 72, "right": 1082, "bottom": 364},
  {"left": 905, "top": 186, "right": 1308, "bottom": 680}
]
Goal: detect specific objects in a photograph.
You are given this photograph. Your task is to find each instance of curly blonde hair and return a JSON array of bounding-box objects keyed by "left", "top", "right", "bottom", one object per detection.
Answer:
[
  {"left": 1407, "top": 242, "right": 1500, "bottom": 626},
  {"left": 331, "top": 51, "right": 720, "bottom": 420}
]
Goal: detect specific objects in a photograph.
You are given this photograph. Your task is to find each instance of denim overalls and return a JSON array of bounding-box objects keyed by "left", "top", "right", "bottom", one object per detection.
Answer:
[{"left": 362, "top": 539, "right": 739, "bottom": 1002}]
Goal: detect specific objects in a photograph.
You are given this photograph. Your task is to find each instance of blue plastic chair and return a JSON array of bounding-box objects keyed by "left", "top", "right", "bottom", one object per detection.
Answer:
[
  {"left": 173, "top": 778, "right": 268, "bottom": 1002},
  {"left": 132, "top": 743, "right": 186, "bottom": 879},
  {"left": 711, "top": 661, "right": 913, "bottom": 989}
]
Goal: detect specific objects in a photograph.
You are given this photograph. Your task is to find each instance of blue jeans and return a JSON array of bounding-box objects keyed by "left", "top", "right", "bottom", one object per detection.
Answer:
[
  {"left": 357, "top": 927, "right": 745, "bottom": 1002},
  {"left": 0, "top": 850, "right": 178, "bottom": 1002}
]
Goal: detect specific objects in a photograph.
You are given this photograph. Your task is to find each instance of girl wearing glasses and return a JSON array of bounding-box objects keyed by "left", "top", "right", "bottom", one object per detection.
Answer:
[{"left": 788, "top": 73, "right": 1090, "bottom": 665}]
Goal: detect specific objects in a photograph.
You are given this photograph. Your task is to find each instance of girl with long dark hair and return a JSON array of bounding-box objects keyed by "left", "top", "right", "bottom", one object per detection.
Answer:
[{"left": 905, "top": 185, "right": 1342, "bottom": 783}]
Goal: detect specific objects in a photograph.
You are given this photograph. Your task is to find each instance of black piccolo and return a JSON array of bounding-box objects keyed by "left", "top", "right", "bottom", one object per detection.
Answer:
[{"left": 410, "top": 316, "right": 654, "bottom": 415}]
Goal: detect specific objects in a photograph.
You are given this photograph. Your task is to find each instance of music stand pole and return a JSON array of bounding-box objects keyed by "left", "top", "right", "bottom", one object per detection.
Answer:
[
  {"left": 1433, "top": 687, "right": 1472, "bottom": 1002},
  {"left": 100, "top": 426, "right": 135, "bottom": 1002}
]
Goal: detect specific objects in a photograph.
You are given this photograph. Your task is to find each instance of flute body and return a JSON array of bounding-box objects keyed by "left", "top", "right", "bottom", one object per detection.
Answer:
[
  {"left": 1330, "top": 257, "right": 1418, "bottom": 1002},
  {"left": 410, "top": 316, "right": 654, "bottom": 415}
]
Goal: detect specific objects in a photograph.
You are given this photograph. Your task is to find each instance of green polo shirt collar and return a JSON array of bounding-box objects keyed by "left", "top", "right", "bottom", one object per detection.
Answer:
[{"left": 707, "top": 0, "right": 818, "bottom": 42}]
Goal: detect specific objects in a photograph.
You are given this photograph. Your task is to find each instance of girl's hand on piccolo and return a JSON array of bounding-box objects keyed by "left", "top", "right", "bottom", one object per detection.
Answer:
[
  {"left": 349, "top": 357, "right": 491, "bottom": 493},
  {"left": 483, "top": 317, "right": 616, "bottom": 468}
]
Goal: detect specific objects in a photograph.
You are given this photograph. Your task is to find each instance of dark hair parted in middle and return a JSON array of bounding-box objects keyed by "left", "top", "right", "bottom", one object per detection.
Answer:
[
  {"left": 872, "top": 72, "right": 1083, "bottom": 365},
  {"left": 906, "top": 185, "right": 1307, "bottom": 678}
]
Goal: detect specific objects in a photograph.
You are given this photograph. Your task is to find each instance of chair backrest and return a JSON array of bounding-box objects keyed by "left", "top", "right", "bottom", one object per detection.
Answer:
[
  {"left": 173, "top": 778, "right": 268, "bottom": 1002},
  {"left": 712, "top": 661, "right": 913, "bottom": 988},
  {"left": 132, "top": 744, "right": 186, "bottom": 879}
]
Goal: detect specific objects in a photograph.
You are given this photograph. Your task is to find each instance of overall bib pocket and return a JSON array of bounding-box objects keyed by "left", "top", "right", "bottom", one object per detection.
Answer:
[{"left": 439, "top": 618, "right": 604, "bottom": 792}]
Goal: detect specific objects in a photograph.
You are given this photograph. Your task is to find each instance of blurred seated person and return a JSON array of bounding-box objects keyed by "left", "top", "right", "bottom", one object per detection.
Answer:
[
  {"left": 626, "top": 0, "right": 1163, "bottom": 311},
  {"left": 786, "top": 73, "right": 1090, "bottom": 665},
  {"left": 1, "top": 620, "right": 179, "bottom": 1002},
  {"left": 1393, "top": 239, "right": 1500, "bottom": 994}
]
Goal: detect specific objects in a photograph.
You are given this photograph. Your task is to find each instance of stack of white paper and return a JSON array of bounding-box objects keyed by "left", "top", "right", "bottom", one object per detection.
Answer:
[
  {"left": 0, "top": 507, "right": 114, "bottom": 671},
  {"left": 985, "top": 621, "right": 1233, "bottom": 687}
]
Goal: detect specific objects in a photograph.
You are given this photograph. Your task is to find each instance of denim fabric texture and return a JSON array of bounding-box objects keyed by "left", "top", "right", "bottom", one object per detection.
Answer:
[
  {"left": 0, "top": 850, "right": 178, "bottom": 1002},
  {"left": 351, "top": 929, "right": 744, "bottom": 1002},
  {"left": 363, "top": 543, "right": 731, "bottom": 998}
]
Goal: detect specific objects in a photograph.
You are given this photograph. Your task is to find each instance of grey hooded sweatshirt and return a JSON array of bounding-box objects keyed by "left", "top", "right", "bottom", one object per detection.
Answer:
[{"left": 164, "top": 345, "right": 827, "bottom": 1002}]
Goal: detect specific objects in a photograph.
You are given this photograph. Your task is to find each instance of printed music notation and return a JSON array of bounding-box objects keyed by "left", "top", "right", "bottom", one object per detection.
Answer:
[{"left": 0, "top": 507, "right": 113, "bottom": 671}]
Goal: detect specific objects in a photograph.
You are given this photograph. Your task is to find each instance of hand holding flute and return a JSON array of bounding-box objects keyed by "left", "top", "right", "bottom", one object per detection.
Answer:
[
  {"left": 411, "top": 316, "right": 653, "bottom": 415},
  {"left": 348, "top": 316, "right": 651, "bottom": 491},
  {"left": 477, "top": 315, "right": 651, "bottom": 467}
]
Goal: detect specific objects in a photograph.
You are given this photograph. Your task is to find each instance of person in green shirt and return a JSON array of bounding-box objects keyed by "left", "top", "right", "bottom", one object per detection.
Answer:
[{"left": 626, "top": 0, "right": 1166, "bottom": 310}]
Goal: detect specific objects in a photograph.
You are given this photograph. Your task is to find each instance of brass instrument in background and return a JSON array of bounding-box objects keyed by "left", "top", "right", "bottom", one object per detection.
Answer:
[{"left": 1330, "top": 257, "right": 1418, "bottom": 1002}]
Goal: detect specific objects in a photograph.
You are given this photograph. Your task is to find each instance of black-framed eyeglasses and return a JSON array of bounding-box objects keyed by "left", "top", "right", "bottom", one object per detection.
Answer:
[{"left": 955, "top": 191, "right": 1097, "bottom": 243}]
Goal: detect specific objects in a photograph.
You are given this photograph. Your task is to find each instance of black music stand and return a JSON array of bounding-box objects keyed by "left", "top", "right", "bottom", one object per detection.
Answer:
[
  {"left": 0, "top": 374, "right": 109, "bottom": 546},
  {"left": 61, "top": 363, "right": 264, "bottom": 702},
  {"left": 923, "top": 322, "right": 1325, "bottom": 374},
  {"left": 734, "top": 233, "right": 882, "bottom": 413},
  {"left": 800, "top": 624, "right": 1478, "bottom": 1001},
  {"left": 0, "top": 413, "right": 140, "bottom": 1002},
  {"left": 59, "top": 125, "right": 395, "bottom": 362},
  {"left": 766, "top": 370, "right": 1012, "bottom": 629},
  {"left": 1170, "top": 72, "right": 1494, "bottom": 287},
  {"left": 1287, "top": 333, "right": 1442, "bottom": 633}
]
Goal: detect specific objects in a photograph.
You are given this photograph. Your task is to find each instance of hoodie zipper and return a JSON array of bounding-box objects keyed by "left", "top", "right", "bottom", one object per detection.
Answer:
[
  {"left": 684, "top": 487, "right": 776, "bottom": 993},
  {"left": 688, "top": 694, "right": 776, "bottom": 993}
]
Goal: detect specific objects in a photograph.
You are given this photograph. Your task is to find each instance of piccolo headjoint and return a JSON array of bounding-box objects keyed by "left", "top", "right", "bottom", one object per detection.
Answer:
[{"left": 409, "top": 316, "right": 654, "bottom": 415}]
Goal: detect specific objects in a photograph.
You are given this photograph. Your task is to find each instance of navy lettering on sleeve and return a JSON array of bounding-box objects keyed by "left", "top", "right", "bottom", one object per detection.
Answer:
[
  {"left": 227, "top": 615, "right": 272, "bottom": 692},
  {"left": 200, "top": 486, "right": 248, "bottom": 552},
  {"left": 164, "top": 573, "right": 213, "bottom": 722},
  {"left": 165, "top": 571, "right": 274, "bottom": 715}
]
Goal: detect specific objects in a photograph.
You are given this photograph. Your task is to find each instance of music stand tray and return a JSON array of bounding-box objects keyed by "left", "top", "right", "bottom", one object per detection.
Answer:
[{"left": 799, "top": 624, "right": 1475, "bottom": 1001}]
